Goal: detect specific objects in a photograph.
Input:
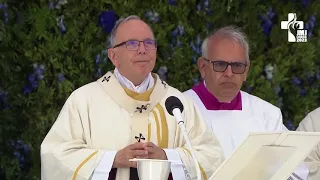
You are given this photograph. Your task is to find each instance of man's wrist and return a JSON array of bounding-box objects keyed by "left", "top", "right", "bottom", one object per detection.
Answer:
[
  {"left": 162, "top": 149, "right": 168, "bottom": 160},
  {"left": 112, "top": 152, "right": 119, "bottom": 168},
  {"left": 112, "top": 160, "right": 118, "bottom": 168}
]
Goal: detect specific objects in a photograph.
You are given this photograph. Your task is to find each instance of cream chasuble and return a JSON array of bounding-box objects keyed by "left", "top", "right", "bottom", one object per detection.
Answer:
[
  {"left": 40, "top": 71, "right": 224, "bottom": 180},
  {"left": 184, "top": 81, "right": 309, "bottom": 180},
  {"left": 297, "top": 107, "right": 320, "bottom": 180}
]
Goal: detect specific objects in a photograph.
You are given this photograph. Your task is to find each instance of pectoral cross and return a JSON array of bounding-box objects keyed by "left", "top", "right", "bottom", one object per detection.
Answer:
[{"left": 135, "top": 133, "right": 145, "bottom": 142}]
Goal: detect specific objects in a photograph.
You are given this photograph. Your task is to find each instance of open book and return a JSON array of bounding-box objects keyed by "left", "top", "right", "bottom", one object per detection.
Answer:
[{"left": 209, "top": 131, "right": 320, "bottom": 180}]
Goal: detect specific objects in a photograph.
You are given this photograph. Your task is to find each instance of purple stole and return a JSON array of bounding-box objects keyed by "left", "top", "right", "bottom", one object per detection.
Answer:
[{"left": 192, "top": 81, "right": 242, "bottom": 110}]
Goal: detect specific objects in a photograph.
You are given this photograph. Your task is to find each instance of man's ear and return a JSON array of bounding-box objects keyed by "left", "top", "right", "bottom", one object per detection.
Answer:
[
  {"left": 108, "top": 48, "right": 118, "bottom": 67},
  {"left": 244, "top": 60, "right": 250, "bottom": 81},
  {"left": 197, "top": 57, "right": 207, "bottom": 78}
]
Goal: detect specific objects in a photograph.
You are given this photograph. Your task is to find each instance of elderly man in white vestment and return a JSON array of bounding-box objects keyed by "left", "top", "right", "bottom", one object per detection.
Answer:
[
  {"left": 40, "top": 15, "right": 224, "bottom": 180},
  {"left": 184, "top": 26, "right": 309, "bottom": 180},
  {"left": 297, "top": 107, "right": 320, "bottom": 180}
]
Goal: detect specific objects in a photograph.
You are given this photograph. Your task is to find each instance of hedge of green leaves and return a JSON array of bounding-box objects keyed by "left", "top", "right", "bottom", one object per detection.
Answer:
[{"left": 0, "top": 0, "right": 319, "bottom": 179}]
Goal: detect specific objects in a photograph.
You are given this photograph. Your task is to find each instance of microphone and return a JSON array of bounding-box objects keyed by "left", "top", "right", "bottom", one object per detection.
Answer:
[{"left": 165, "top": 96, "right": 202, "bottom": 180}]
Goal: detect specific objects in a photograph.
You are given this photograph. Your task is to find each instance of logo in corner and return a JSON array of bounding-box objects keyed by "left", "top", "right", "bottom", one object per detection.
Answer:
[{"left": 281, "top": 13, "right": 307, "bottom": 42}]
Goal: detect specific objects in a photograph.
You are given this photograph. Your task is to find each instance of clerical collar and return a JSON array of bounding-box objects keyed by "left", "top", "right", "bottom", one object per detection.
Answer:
[
  {"left": 114, "top": 68, "right": 154, "bottom": 93},
  {"left": 192, "top": 80, "right": 242, "bottom": 110}
]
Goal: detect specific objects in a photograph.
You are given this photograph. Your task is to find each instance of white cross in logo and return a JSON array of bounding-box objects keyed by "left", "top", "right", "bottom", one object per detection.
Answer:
[{"left": 281, "top": 13, "right": 307, "bottom": 42}]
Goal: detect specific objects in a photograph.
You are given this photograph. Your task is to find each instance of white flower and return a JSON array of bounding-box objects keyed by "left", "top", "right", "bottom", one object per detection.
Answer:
[
  {"left": 264, "top": 64, "right": 274, "bottom": 80},
  {"left": 145, "top": 11, "right": 160, "bottom": 23},
  {"left": 157, "top": 66, "right": 168, "bottom": 80},
  {"left": 55, "top": 0, "right": 67, "bottom": 9},
  {"left": 56, "top": 15, "right": 64, "bottom": 26},
  {"left": 157, "top": 66, "right": 168, "bottom": 75},
  {"left": 106, "top": 35, "right": 112, "bottom": 48}
]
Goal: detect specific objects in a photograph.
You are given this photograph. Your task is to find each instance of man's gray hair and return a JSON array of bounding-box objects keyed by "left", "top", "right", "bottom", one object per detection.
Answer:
[
  {"left": 110, "top": 15, "right": 141, "bottom": 47},
  {"left": 201, "top": 26, "right": 250, "bottom": 62}
]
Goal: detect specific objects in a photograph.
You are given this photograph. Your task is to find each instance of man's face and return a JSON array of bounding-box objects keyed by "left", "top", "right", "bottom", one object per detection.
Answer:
[
  {"left": 108, "top": 19, "right": 157, "bottom": 83},
  {"left": 198, "top": 37, "right": 250, "bottom": 102}
]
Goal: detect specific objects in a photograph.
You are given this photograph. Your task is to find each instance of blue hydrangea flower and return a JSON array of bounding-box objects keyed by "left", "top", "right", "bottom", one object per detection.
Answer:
[
  {"left": 189, "top": 35, "right": 202, "bottom": 64},
  {"left": 197, "top": 4, "right": 202, "bottom": 11},
  {"left": 259, "top": 7, "right": 276, "bottom": 37},
  {"left": 23, "top": 86, "right": 32, "bottom": 94},
  {"left": 48, "top": 2, "right": 54, "bottom": 9},
  {"left": 56, "top": 16, "right": 67, "bottom": 35},
  {"left": 24, "top": 64, "right": 45, "bottom": 94},
  {"left": 170, "top": 25, "right": 184, "bottom": 48},
  {"left": 98, "top": 10, "right": 118, "bottom": 33},
  {"left": 292, "top": 76, "right": 302, "bottom": 86},
  {"left": 97, "top": 68, "right": 102, "bottom": 76},
  {"left": 302, "top": 0, "right": 312, "bottom": 7},
  {"left": 274, "top": 84, "right": 281, "bottom": 95},
  {"left": 286, "top": 120, "right": 296, "bottom": 130},
  {"left": 157, "top": 66, "right": 168, "bottom": 81},
  {"left": 300, "top": 88, "right": 306, "bottom": 96},
  {"left": 190, "top": 42, "right": 196, "bottom": 52},
  {"left": 95, "top": 54, "right": 100, "bottom": 65},
  {"left": 10, "top": 139, "right": 30, "bottom": 169},
  {"left": 196, "top": 0, "right": 212, "bottom": 15},
  {"left": 168, "top": 0, "right": 176, "bottom": 5},
  {"left": 177, "top": 25, "right": 184, "bottom": 36},
  {"left": 0, "top": 3, "right": 8, "bottom": 24},
  {"left": 305, "top": 15, "right": 316, "bottom": 37},
  {"left": 57, "top": 73, "right": 66, "bottom": 82},
  {"left": 172, "top": 29, "right": 178, "bottom": 37}
]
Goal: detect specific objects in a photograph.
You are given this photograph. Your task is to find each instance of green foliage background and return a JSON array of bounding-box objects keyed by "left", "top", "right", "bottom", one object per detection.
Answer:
[{"left": 0, "top": 0, "right": 319, "bottom": 179}]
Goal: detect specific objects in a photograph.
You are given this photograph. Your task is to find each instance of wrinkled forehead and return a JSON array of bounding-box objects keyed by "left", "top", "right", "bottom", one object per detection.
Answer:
[
  {"left": 207, "top": 36, "right": 246, "bottom": 63},
  {"left": 115, "top": 20, "right": 155, "bottom": 43}
]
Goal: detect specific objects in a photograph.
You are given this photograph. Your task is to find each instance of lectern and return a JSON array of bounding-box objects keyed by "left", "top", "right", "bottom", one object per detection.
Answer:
[{"left": 209, "top": 131, "right": 320, "bottom": 180}]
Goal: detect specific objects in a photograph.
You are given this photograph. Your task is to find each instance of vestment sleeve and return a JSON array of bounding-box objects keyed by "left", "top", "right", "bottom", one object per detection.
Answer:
[{"left": 41, "top": 92, "right": 114, "bottom": 180}]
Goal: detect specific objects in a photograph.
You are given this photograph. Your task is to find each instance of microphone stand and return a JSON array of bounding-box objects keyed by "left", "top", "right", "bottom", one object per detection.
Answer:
[{"left": 173, "top": 108, "right": 202, "bottom": 180}]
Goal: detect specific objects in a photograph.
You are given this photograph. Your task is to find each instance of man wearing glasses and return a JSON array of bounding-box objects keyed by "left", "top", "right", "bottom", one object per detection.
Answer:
[
  {"left": 184, "top": 26, "right": 309, "bottom": 179},
  {"left": 41, "top": 15, "right": 224, "bottom": 180}
]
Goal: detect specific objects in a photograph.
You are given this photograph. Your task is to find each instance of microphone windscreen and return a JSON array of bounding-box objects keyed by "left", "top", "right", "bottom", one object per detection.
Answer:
[{"left": 165, "top": 96, "right": 184, "bottom": 116}]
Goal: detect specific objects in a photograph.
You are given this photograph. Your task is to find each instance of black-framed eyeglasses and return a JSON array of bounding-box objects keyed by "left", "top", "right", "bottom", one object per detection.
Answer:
[
  {"left": 204, "top": 58, "right": 247, "bottom": 74},
  {"left": 113, "top": 39, "right": 157, "bottom": 51}
]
